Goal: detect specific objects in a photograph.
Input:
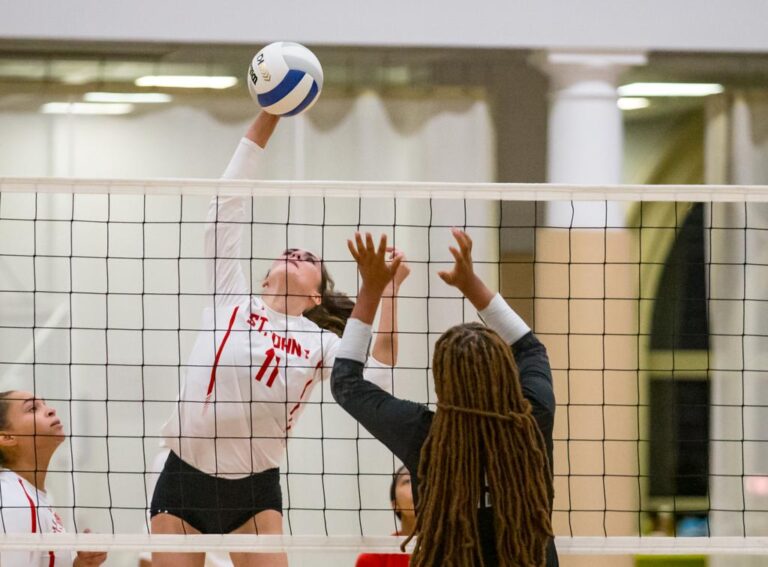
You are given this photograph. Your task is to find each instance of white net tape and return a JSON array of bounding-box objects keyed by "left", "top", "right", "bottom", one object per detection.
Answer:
[
  {"left": 4, "top": 177, "right": 768, "bottom": 200},
  {"left": 0, "top": 534, "right": 766, "bottom": 555}
]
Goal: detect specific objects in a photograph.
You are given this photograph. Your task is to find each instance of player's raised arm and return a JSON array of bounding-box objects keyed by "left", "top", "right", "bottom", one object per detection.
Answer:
[
  {"left": 207, "top": 111, "right": 281, "bottom": 305},
  {"left": 371, "top": 246, "right": 410, "bottom": 366},
  {"left": 346, "top": 232, "right": 402, "bottom": 325},
  {"left": 245, "top": 111, "right": 280, "bottom": 149}
]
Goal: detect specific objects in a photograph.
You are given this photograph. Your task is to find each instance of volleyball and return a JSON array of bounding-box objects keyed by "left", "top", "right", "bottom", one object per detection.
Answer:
[{"left": 247, "top": 41, "right": 323, "bottom": 117}]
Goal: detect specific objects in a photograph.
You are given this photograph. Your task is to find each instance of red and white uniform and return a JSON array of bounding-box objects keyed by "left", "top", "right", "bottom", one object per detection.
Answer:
[
  {"left": 161, "top": 138, "right": 392, "bottom": 478},
  {"left": 0, "top": 470, "right": 68, "bottom": 567}
]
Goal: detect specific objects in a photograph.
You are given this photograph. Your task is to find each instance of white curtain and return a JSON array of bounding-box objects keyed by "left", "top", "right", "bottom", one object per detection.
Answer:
[{"left": 0, "top": 89, "right": 494, "bottom": 182}]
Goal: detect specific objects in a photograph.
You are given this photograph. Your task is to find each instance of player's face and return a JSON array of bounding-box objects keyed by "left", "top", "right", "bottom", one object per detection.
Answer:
[
  {"left": 0, "top": 391, "right": 65, "bottom": 454},
  {"left": 392, "top": 471, "right": 415, "bottom": 521},
  {"left": 267, "top": 248, "right": 323, "bottom": 300}
]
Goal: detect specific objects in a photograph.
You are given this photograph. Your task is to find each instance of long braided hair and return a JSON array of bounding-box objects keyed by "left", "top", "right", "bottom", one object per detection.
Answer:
[{"left": 405, "top": 323, "right": 553, "bottom": 567}]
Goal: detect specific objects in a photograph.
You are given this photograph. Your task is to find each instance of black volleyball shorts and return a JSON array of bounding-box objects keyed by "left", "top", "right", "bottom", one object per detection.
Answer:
[{"left": 150, "top": 450, "right": 282, "bottom": 534}]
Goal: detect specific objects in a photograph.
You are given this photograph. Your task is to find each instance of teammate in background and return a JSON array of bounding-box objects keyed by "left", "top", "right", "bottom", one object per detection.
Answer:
[
  {"left": 332, "top": 230, "right": 558, "bottom": 567},
  {"left": 150, "top": 111, "right": 409, "bottom": 567},
  {"left": 355, "top": 465, "right": 414, "bottom": 567},
  {"left": 0, "top": 391, "right": 108, "bottom": 566}
]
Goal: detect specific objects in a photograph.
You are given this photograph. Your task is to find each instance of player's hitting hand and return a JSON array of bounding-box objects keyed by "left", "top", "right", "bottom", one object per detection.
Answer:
[{"left": 348, "top": 232, "right": 403, "bottom": 296}]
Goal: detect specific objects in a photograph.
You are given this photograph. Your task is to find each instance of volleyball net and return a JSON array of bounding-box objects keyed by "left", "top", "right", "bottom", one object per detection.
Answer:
[{"left": 1, "top": 177, "right": 768, "bottom": 559}]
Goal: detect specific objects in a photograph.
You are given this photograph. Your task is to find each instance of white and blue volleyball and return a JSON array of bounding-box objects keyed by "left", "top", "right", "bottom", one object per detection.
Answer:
[{"left": 247, "top": 42, "right": 323, "bottom": 117}]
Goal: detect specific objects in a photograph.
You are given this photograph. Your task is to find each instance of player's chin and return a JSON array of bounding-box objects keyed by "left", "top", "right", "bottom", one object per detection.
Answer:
[
  {"left": 38, "top": 431, "right": 66, "bottom": 447},
  {"left": 50, "top": 424, "right": 66, "bottom": 438}
]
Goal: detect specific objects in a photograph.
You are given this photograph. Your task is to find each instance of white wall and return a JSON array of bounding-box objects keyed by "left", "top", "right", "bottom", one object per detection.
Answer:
[{"left": 3, "top": 0, "right": 768, "bottom": 52}]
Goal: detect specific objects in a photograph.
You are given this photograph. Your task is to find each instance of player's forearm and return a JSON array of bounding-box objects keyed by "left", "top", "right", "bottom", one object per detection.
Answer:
[
  {"left": 459, "top": 274, "right": 495, "bottom": 312},
  {"left": 213, "top": 134, "right": 261, "bottom": 254},
  {"left": 372, "top": 293, "right": 398, "bottom": 366},
  {"left": 350, "top": 283, "right": 384, "bottom": 326},
  {"left": 245, "top": 111, "right": 280, "bottom": 148}
]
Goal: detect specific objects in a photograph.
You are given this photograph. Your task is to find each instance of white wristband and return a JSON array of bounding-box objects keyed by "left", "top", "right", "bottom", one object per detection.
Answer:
[
  {"left": 478, "top": 293, "right": 531, "bottom": 345},
  {"left": 337, "top": 318, "right": 373, "bottom": 363}
]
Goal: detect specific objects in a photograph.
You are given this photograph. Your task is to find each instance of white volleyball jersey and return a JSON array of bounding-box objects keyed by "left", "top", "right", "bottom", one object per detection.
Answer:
[
  {"left": 0, "top": 470, "right": 69, "bottom": 567},
  {"left": 161, "top": 138, "right": 392, "bottom": 478}
]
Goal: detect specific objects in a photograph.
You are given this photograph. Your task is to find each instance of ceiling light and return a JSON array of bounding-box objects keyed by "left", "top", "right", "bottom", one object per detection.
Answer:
[
  {"left": 84, "top": 92, "right": 172, "bottom": 103},
  {"left": 618, "top": 83, "right": 724, "bottom": 97},
  {"left": 40, "top": 102, "right": 135, "bottom": 115},
  {"left": 135, "top": 75, "right": 238, "bottom": 89},
  {"left": 617, "top": 97, "right": 650, "bottom": 111}
]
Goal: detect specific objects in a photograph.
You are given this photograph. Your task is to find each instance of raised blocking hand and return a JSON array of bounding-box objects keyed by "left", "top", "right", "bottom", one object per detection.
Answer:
[
  {"left": 383, "top": 247, "right": 411, "bottom": 297},
  {"left": 437, "top": 227, "right": 493, "bottom": 310},
  {"left": 347, "top": 232, "right": 403, "bottom": 296},
  {"left": 437, "top": 227, "right": 477, "bottom": 292}
]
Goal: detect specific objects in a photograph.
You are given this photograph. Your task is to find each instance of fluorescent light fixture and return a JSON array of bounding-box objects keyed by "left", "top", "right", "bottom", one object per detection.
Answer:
[
  {"left": 41, "top": 102, "right": 135, "bottom": 115},
  {"left": 617, "top": 97, "right": 650, "bottom": 111},
  {"left": 84, "top": 92, "right": 172, "bottom": 103},
  {"left": 135, "top": 75, "right": 238, "bottom": 89},
  {"left": 618, "top": 82, "right": 724, "bottom": 97}
]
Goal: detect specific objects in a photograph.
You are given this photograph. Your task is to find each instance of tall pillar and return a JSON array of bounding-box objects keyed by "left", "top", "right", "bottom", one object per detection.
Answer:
[
  {"left": 528, "top": 51, "right": 647, "bottom": 552},
  {"left": 534, "top": 50, "right": 646, "bottom": 227}
]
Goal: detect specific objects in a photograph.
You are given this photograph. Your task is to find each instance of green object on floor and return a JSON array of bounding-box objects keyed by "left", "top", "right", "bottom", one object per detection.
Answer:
[{"left": 636, "top": 556, "right": 706, "bottom": 567}]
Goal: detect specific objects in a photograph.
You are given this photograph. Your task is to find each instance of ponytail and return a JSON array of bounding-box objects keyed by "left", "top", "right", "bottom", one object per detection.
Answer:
[{"left": 303, "top": 264, "right": 354, "bottom": 337}]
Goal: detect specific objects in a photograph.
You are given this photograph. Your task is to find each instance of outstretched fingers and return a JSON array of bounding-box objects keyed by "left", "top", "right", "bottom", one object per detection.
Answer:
[
  {"left": 388, "top": 254, "right": 403, "bottom": 277},
  {"left": 439, "top": 228, "right": 476, "bottom": 290},
  {"left": 348, "top": 231, "right": 393, "bottom": 267},
  {"left": 364, "top": 232, "right": 377, "bottom": 256},
  {"left": 387, "top": 246, "right": 404, "bottom": 260},
  {"left": 347, "top": 238, "right": 361, "bottom": 262},
  {"left": 358, "top": 231, "right": 369, "bottom": 254},
  {"left": 451, "top": 227, "right": 472, "bottom": 256},
  {"left": 376, "top": 233, "right": 388, "bottom": 258},
  {"left": 348, "top": 231, "right": 373, "bottom": 263}
]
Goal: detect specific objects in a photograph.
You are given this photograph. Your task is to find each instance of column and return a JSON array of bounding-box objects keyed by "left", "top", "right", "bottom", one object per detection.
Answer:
[
  {"left": 534, "top": 50, "right": 647, "bottom": 227},
  {"left": 529, "top": 50, "right": 647, "bottom": 547}
]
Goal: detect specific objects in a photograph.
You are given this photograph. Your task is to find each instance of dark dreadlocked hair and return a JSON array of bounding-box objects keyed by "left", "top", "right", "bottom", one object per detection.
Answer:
[
  {"left": 302, "top": 261, "right": 354, "bottom": 337},
  {"left": 404, "top": 322, "right": 553, "bottom": 567}
]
